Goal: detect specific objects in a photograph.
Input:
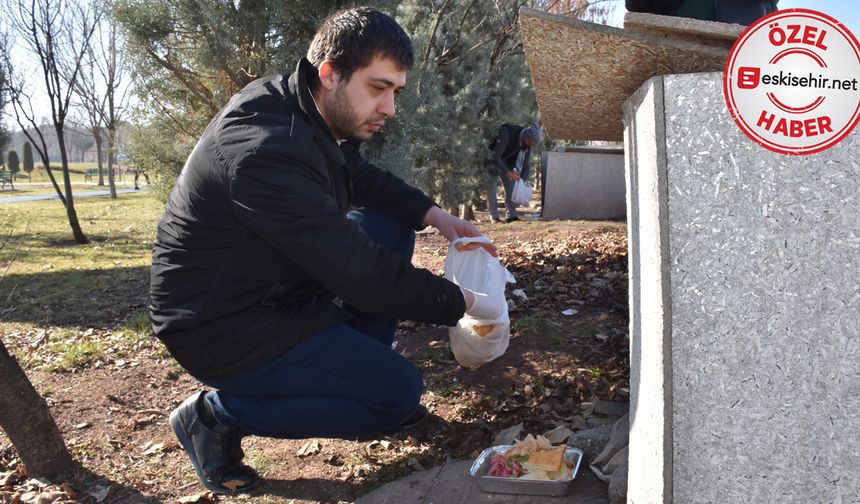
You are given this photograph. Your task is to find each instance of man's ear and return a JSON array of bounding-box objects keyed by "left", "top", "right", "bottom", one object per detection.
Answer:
[{"left": 317, "top": 60, "right": 340, "bottom": 91}]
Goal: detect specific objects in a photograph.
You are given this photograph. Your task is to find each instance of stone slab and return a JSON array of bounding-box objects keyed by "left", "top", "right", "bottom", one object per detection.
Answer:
[
  {"left": 624, "top": 72, "right": 860, "bottom": 503},
  {"left": 622, "top": 76, "right": 672, "bottom": 504},
  {"left": 623, "top": 12, "right": 745, "bottom": 49},
  {"left": 519, "top": 8, "right": 727, "bottom": 142},
  {"left": 542, "top": 148, "right": 626, "bottom": 221}
]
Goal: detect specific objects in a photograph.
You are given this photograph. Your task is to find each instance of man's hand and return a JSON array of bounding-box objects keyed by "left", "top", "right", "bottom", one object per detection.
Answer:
[
  {"left": 423, "top": 206, "right": 498, "bottom": 257},
  {"left": 506, "top": 170, "right": 521, "bottom": 181}
]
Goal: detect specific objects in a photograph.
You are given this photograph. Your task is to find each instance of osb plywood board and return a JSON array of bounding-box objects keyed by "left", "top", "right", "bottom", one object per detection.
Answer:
[
  {"left": 520, "top": 8, "right": 729, "bottom": 141},
  {"left": 623, "top": 12, "right": 745, "bottom": 49}
]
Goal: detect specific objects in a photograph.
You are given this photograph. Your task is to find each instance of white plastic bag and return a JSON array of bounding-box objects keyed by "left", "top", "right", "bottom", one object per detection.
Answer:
[
  {"left": 510, "top": 179, "right": 533, "bottom": 206},
  {"left": 444, "top": 236, "right": 516, "bottom": 367}
]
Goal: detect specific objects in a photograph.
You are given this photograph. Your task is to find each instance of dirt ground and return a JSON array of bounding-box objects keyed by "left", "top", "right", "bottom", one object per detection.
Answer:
[{"left": 0, "top": 207, "right": 629, "bottom": 504}]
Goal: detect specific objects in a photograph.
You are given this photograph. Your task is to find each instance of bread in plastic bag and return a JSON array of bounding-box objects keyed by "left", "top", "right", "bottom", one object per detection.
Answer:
[{"left": 444, "top": 236, "right": 515, "bottom": 367}]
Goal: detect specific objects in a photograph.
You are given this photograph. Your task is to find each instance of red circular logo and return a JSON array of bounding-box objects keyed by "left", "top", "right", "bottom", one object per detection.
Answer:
[{"left": 724, "top": 8, "right": 860, "bottom": 155}]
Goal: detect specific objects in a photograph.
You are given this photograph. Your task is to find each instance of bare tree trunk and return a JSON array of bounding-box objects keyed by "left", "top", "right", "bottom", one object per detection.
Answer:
[
  {"left": 56, "top": 129, "right": 88, "bottom": 244},
  {"left": 107, "top": 134, "right": 117, "bottom": 198},
  {"left": 0, "top": 339, "right": 75, "bottom": 480},
  {"left": 92, "top": 126, "right": 104, "bottom": 186}
]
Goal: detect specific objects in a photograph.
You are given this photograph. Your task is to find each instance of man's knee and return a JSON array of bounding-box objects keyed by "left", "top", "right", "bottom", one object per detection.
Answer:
[{"left": 369, "top": 363, "right": 423, "bottom": 424}]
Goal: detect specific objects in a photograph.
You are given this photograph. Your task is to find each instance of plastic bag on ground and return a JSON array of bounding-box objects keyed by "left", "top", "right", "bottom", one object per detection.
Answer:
[{"left": 444, "top": 236, "right": 515, "bottom": 368}]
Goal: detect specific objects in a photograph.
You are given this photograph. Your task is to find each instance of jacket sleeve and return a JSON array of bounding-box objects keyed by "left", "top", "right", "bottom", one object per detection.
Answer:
[
  {"left": 492, "top": 126, "right": 512, "bottom": 176},
  {"left": 228, "top": 156, "right": 465, "bottom": 326},
  {"left": 343, "top": 144, "right": 437, "bottom": 230}
]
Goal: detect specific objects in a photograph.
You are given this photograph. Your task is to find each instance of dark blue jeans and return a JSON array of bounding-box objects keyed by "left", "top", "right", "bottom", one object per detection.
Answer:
[{"left": 199, "top": 209, "right": 423, "bottom": 439}]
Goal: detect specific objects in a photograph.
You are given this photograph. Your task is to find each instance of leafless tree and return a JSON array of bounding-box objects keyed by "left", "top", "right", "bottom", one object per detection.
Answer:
[
  {"left": 3, "top": 0, "right": 103, "bottom": 244},
  {"left": 98, "top": 17, "right": 131, "bottom": 197},
  {"left": 0, "top": 227, "right": 75, "bottom": 481},
  {"left": 0, "top": 339, "right": 76, "bottom": 480},
  {"left": 72, "top": 63, "right": 107, "bottom": 186},
  {"left": 74, "top": 11, "right": 131, "bottom": 197},
  {"left": 2, "top": 46, "right": 68, "bottom": 205}
]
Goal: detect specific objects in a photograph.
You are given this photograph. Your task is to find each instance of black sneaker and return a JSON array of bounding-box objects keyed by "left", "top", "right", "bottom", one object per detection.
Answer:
[
  {"left": 505, "top": 216, "right": 520, "bottom": 223},
  {"left": 378, "top": 404, "right": 430, "bottom": 436},
  {"left": 398, "top": 404, "right": 429, "bottom": 430},
  {"left": 169, "top": 391, "right": 259, "bottom": 494}
]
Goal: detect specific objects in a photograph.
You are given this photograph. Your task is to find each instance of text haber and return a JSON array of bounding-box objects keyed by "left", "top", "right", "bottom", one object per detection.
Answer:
[
  {"left": 756, "top": 110, "right": 833, "bottom": 137},
  {"left": 769, "top": 23, "right": 828, "bottom": 50}
]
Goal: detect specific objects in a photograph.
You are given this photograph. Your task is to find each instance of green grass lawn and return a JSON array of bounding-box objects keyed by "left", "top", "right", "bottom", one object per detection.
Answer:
[
  {"left": 2, "top": 165, "right": 138, "bottom": 187},
  {"left": 0, "top": 192, "right": 164, "bottom": 368},
  {"left": 0, "top": 180, "right": 141, "bottom": 198}
]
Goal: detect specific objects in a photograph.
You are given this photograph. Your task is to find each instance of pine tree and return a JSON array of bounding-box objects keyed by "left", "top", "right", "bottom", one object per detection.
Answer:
[
  {"left": 111, "top": 0, "right": 368, "bottom": 199},
  {"left": 7, "top": 150, "right": 19, "bottom": 178},
  {"left": 362, "top": 0, "right": 539, "bottom": 210},
  {"left": 22, "top": 142, "right": 34, "bottom": 177}
]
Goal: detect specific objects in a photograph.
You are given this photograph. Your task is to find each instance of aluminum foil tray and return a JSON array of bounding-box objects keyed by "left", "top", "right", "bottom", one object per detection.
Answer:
[{"left": 469, "top": 444, "right": 584, "bottom": 496}]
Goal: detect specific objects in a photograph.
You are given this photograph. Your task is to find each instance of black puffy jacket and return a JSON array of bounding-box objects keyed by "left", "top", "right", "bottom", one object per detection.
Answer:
[
  {"left": 488, "top": 123, "right": 532, "bottom": 180},
  {"left": 150, "top": 58, "right": 466, "bottom": 379}
]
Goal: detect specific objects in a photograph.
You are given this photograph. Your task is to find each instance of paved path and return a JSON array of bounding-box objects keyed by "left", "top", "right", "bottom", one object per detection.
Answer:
[
  {"left": 0, "top": 187, "right": 143, "bottom": 204},
  {"left": 355, "top": 460, "right": 609, "bottom": 504}
]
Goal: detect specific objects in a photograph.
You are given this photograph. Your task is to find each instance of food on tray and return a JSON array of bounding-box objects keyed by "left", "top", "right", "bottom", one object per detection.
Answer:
[
  {"left": 473, "top": 324, "right": 496, "bottom": 337},
  {"left": 485, "top": 434, "right": 572, "bottom": 481},
  {"left": 487, "top": 452, "right": 524, "bottom": 477}
]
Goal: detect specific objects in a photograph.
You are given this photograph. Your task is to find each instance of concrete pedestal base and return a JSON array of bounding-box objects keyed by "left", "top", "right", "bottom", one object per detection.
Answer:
[
  {"left": 542, "top": 147, "right": 626, "bottom": 221},
  {"left": 624, "top": 72, "right": 860, "bottom": 503}
]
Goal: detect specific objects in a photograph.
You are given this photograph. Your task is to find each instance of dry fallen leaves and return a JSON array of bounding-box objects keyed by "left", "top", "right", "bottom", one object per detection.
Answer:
[
  {"left": 296, "top": 439, "right": 321, "bottom": 457},
  {"left": 220, "top": 480, "right": 247, "bottom": 492},
  {"left": 178, "top": 491, "right": 216, "bottom": 503}
]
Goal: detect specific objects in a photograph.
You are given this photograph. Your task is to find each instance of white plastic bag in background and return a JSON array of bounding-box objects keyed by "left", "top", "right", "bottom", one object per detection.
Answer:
[
  {"left": 510, "top": 179, "right": 533, "bottom": 206},
  {"left": 444, "top": 236, "right": 516, "bottom": 368}
]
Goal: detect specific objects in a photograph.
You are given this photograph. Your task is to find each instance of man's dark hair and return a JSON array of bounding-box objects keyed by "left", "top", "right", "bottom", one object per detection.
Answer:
[{"left": 307, "top": 6, "right": 414, "bottom": 83}]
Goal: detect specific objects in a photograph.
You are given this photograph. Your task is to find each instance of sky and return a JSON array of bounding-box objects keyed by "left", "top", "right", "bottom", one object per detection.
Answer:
[{"left": 605, "top": 0, "right": 860, "bottom": 35}]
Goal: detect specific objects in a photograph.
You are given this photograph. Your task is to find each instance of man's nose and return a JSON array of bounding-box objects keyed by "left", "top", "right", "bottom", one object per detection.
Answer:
[{"left": 379, "top": 91, "right": 396, "bottom": 117}]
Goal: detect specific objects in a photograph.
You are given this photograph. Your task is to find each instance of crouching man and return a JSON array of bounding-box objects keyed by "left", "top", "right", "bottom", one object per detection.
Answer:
[{"left": 149, "top": 6, "right": 503, "bottom": 494}]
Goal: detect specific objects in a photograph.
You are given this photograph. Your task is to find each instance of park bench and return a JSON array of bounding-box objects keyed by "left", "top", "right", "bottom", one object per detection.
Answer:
[
  {"left": 84, "top": 168, "right": 99, "bottom": 182},
  {"left": 0, "top": 171, "right": 13, "bottom": 191}
]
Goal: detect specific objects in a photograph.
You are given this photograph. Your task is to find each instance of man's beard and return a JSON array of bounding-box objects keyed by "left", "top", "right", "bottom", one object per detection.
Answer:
[
  {"left": 325, "top": 84, "right": 381, "bottom": 142},
  {"left": 326, "top": 85, "right": 363, "bottom": 141}
]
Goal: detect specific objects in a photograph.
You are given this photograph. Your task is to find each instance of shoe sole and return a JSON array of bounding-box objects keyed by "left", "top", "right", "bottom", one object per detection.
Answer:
[{"left": 169, "top": 409, "right": 256, "bottom": 494}]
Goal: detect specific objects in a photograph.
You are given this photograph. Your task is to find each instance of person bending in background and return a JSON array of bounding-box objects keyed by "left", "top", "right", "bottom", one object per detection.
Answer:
[{"left": 486, "top": 122, "right": 542, "bottom": 223}]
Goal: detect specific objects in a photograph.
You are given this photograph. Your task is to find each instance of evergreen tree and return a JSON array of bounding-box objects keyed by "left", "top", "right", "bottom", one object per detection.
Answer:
[
  {"left": 362, "top": 1, "right": 610, "bottom": 209},
  {"left": 126, "top": 119, "right": 188, "bottom": 202},
  {"left": 0, "top": 126, "right": 8, "bottom": 171},
  {"left": 7, "top": 150, "right": 19, "bottom": 177},
  {"left": 22, "top": 142, "right": 34, "bottom": 176},
  {"left": 363, "top": 0, "right": 540, "bottom": 209},
  {"left": 115, "top": 1, "right": 600, "bottom": 204},
  {"left": 112, "top": 0, "right": 384, "bottom": 199}
]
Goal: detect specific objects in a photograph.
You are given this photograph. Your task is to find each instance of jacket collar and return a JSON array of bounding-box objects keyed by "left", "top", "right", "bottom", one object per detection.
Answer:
[{"left": 289, "top": 58, "right": 347, "bottom": 168}]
